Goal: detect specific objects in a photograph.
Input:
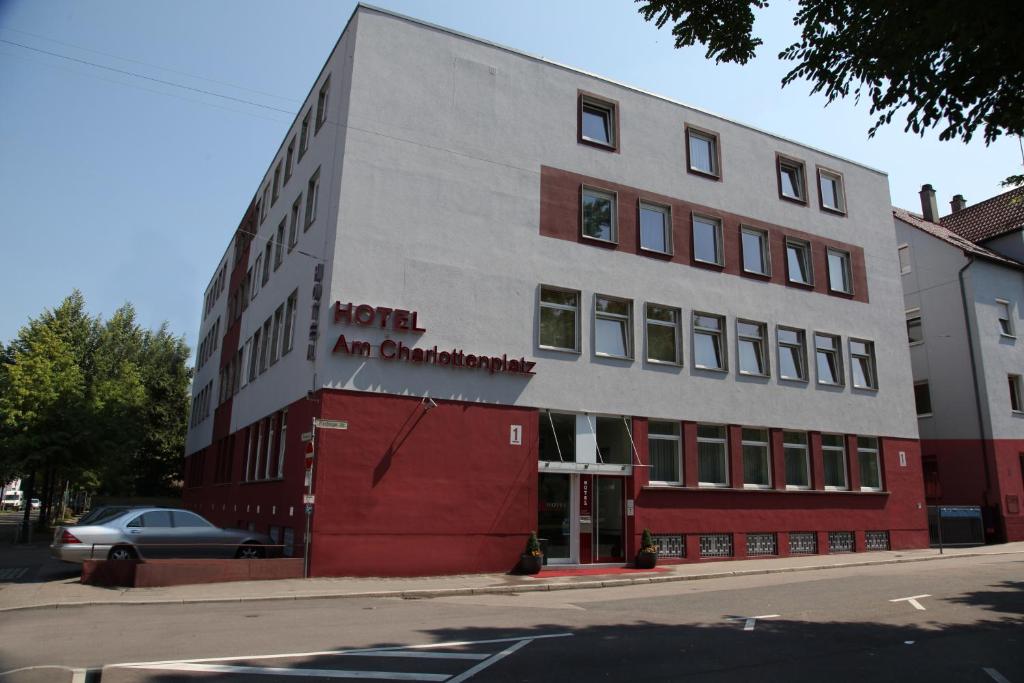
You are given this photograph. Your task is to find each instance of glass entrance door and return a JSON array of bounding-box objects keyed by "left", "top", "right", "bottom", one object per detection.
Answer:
[
  {"left": 594, "top": 477, "right": 625, "bottom": 562},
  {"left": 538, "top": 473, "right": 574, "bottom": 564}
]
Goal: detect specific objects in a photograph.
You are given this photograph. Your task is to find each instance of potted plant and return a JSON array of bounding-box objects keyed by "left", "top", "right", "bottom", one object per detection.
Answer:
[
  {"left": 519, "top": 531, "right": 544, "bottom": 574},
  {"left": 635, "top": 528, "right": 658, "bottom": 569}
]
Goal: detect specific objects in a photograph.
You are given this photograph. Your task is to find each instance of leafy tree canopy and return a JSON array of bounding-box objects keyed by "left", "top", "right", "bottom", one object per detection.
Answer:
[{"left": 636, "top": 0, "right": 1024, "bottom": 145}]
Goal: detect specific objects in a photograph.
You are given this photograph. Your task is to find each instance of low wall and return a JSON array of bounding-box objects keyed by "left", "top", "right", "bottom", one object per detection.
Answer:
[{"left": 81, "top": 558, "right": 303, "bottom": 587}]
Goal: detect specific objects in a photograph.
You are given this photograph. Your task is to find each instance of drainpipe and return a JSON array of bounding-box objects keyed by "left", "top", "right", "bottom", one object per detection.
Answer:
[{"left": 957, "top": 255, "right": 994, "bottom": 506}]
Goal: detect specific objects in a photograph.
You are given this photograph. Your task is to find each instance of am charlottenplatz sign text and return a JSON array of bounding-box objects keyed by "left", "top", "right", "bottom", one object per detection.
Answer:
[{"left": 330, "top": 302, "right": 537, "bottom": 376}]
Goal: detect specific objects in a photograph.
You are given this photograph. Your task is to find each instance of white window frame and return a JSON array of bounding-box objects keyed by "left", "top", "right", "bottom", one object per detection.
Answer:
[
  {"left": 817, "top": 167, "right": 846, "bottom": 214},
  {"left": 277, "top": 409, "right": 288, "bottom": 478},
  {"left": 638, "top": 201, "right": 672, "bottom": 255},
  {"left": 898, "top": 244, "right": 911, "bottom": 275},
  {"left": 777, "top": 325, "right": 808, "bottom": 382},
  {"left": 686, "top": 126, "right": 720, "bottom": 178},
  {"left": 740, "top": 226, "right": 771, "bottom": 276},
  {"left": 298, "top": 109, "right": 311, "bottom": 159},
  {"left": 736, "top": 319, "right": 769, "bottom": 377},
  {"left": 253, "top": 419, "right": 264, "bottom": 481},
  {"left": 538, "top": 286, "right": 580, "bottom": 353},
  {"left": 857, "top": 436, "right": 883, "bottom": 491},
  {"left": 648, "top": 420, "right": 682, "bottom": 485},
  {"left": 248, "top": 329, "right": 261, "bottom": 383},
  {"left": 580, "top": 186, "right": 618, "bottom": 244},
  {"left": 849, "top": 338, "right": 878, "bottom": 390},
  {"left": 239, "top": 337, "right": 252, "bottom": 390},
  {"left": 270, "top": 304, "right": 284, "bottom": 366},
  {"left": 783, "top": 431, "right": 811, "bottom": 490},
  {"left": 305, "top": 168, "right": 320, "bottom": 231},
  {"left": 693, "top": 312, "right": 727, "bottom": 371},
  {"left": 786, "top": 238, "right": 813, "bottom": 285},
  {"left": 284, "top": 136, "right": 295, "bottom": 185},
  {"left": 288, "top": 195, "right": 302, "bottom": 252},
  {"left": 272, "top": 161, "right": 282, "bottom": 205},
  {"left": 264, "top": 414, "right": 276, "bottom": 480},
  {"left": 996, "top": 299, "right": 1015, "bottom": 338},
  {"left": 821, "top": 433, "right": 848, "bottom": 490},
  {"left": 692, "top": 214, "right": 723, "bottom": 266},
  {"left": 827, "top": 248, "right": 853, "bottom": 295},
  {"left": 814, "top": 332, "right": 845, "bottom": 386},
  {"left": 778, "top": 156, "right": 807, "bottom": 203},
  {"left": 697, "top": 423, "right": 729, "bottom": 488},
  {"left": 645, "top": 303, "right": 682, "bottom": 365},
  {"left": 259, "top": 318, "right": 272, "bottom": 374},
  {"left": 914, "top": 380, "right": 933, "bottom": 417},
  {"left": 741, "top": 427, "right": 771, "bottom": 489},
  {"left": 283, "top": 289, "right": 298, "bottom": 356},
  {"left": 274, "top": 219, "right": 286, "bottom": 270},
  {"left": 315, "top": 76, "right": 330, "bottom": 133},
  {"left": 593, "top": 294, "right": 633, "bottom": 360},
  {"left": 579, "top": 95, "right": 616, "bottom": 148},
  {"left": 906, "top": 308, "right": 923, "bottom": 346},
  {"left": 260, "top": 186, "right": 269, "bottom": 223},
  {"left": 1010, "top": 374, "right": 1023, "bottom": 413}
]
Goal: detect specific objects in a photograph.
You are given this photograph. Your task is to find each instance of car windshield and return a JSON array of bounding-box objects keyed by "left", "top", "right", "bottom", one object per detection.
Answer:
[{"left": 80, "top": 507, "right": 131, "bottom": 525}]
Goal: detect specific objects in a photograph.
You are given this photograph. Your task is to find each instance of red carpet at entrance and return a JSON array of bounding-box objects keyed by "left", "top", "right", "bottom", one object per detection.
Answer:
[{"left": 531, "top": 567, "right": 670, "bottom": 578}]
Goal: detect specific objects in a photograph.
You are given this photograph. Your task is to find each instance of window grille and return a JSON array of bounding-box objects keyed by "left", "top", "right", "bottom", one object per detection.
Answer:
[
  {"left": 746, "top": 533, "right": 777, "bottom": 556},
  {"left": 699, "top": 533, "right": 733, "bottom": 558},
  {"left": 828, "top": 531, "right": 855, "bottom": 553},
  {"left": 865, "top": 530, "right": 890, "bottom": 551},
  {"left": 789, "top": 531, "right": 817, "bottom": 555},
  {"left": 652, "top": 534, "right": 685, "bottom": 558}
]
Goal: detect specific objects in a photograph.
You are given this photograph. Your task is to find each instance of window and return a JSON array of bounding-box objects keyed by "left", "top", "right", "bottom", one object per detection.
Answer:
[
  {"left": 248, "top": 329, "right": 261, "bottom": 382},
  {"left": 305, "top": 168, "right": 320, "bottom": 230},
  {"left": 693, "top": 312, "right": 726, "bottom": 371},
  {"left": 818, "top": 168, "right": 846, "bottom": 213},
  {"left": 827, "top": 248, "right": 853, "bottom": 294},
  {"left": 692, "top": 215, "right": 723, "bottom": 265},
  {"left": 815, "top": 333, "right": 844, "bottom": 386},
  {"left": 639, "top": 201, "right": 671, "bottom": 254},
  {"left": 262, "top": 242, "right": 272, "bottom": 285},
  {"left": 686, "top": 126, "right": 720, "bottom": 178},
  {"left": 277, "top": 410, "right": 288, "bottom": 478},
  {"left": 259, "top": 317, "right": 272, "bottom": 373},
  {"left": 914, "top": 381, "right": 932, "bottom": 416},
  {"left": 283, "top": 289, "right": 298, "bottom": 356},
  {"left": 244, "top": 425, "right": 255, "bottom": 480},
  {"left": 274, "top": 219, "right": 285, "bottom": 270},
  {"left": 173, "top": 511, "right": 213, "bottom": 528},
  {"left": 594, "top": 295, "right": 632, "bottom": 359},
  {"left": 898, "top": 245, "right": 911, "bottom": 274},
  {"left": 540, "top": 411, "right": 576, "bottom": 462},
  {"left": 272, "top": 162, "right": 281, "bottom": 205},
  {"left": 288, "top": 195, "right": 302, "bottom": 252},
  {"left": 316, "top": 76, "right": 330, "bottom": 132},
  {"left": 239, "top": 337, "right": 252, "bottom": 389},
  {"left": 737, "top": 320, "right": 769, "bottom": 376},
  {"left": 284, "top": 136, "right": 295, "bottom": 185},
  {"left": 538, "top": 286, "right": 579, "bottom": 352},
  {"left": 850, "top": 339, "right": 877, "bottom": 390},
  {"left": 777, "top": 326, "right": 808, "bottom": 381},
  {"left": 648, "top": 421, "right": 681, "bottom": 484},
  {"left": 251, "top": 257, "right": 262, "bottom": 298},
  {"left": 270, "top": 304, "right": 284, "bottom": 365},
  {"left": 264, "top": 414, "right": 276, "bottom": 479},
  {"left": 697, "top": 424, "right": 728, "bottom": 486},
  {"left": 906, "top": 309, "right": 923, "bottom": 345},
  {"left": 1010, "top": 375, "right": 1023, "bottom": 413},
  {"left": 822, "top": 434, "right": 848, "bottom": 489},
  {"left": 741, "top": 227, "right": 770, "bottom": 276},
  {"left": 645, "top": 303, "right": 681, "bottom": 364},
  {"left": 786, "top": 239, "right": 813, "bottom": 285},
  {"left": 997, "top": 300, "right": 1015, "bottom": 337},
  {"left": 260, "top": 186, "right": 269, "bottom": 223},
  {"left": 579, "top": 94, "right": 616, "bottom": 149},
  {"left": 581, "top": 187, "right": 616, "bottom": 242},
  {"left": 858, "top": 436, "right": 882, "bottom": 490},
  {"left": 778, "top": 156, "right": 806, "bottom": 202},
  {"left": 299, "top": 109, "right": 311, "bottom": 159},
  {"left": 741, "top": 428, "right": 771, "bottom": 488},
  {"left": 783, "top": 431, "right": 810, "bottom": 489}
]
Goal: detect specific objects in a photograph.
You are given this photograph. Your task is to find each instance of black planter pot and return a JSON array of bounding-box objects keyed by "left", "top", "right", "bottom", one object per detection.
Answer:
[
  {"left": 635, "top": 550, "right": 658, "bottom": 569},
  {"left": 519, "top": 553, "right": 543, "bottom": 575}
]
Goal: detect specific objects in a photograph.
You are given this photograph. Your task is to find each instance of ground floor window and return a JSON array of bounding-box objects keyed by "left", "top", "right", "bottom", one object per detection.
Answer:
[
  {"left": 697, "top": 424, "right": 728, "bottom": 486},
  {"left": 648, "top": 421, "right": 681, "bottom": 484},
  {"left": 741, "top": 428, "right": 771, "bottom": 487},
  {"left": 784, "top": 431, "right": 810, "bottom": 488},
  {"left": 858, "top": 436, "right": 882, "bottom": 490}
]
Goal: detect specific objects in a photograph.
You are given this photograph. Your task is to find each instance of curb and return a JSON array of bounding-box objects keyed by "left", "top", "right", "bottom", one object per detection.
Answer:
[{"left": 2, "top": 548, "right": 1021, "bottom": 614}]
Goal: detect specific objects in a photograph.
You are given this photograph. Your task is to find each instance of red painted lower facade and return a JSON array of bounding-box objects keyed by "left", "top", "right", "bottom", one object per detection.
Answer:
[
  {"left": 921, "top": 439, "right": 1024, "bottom": 542},
  {"left": 183, "top": 389, "right": 930, "bottom": 577}
]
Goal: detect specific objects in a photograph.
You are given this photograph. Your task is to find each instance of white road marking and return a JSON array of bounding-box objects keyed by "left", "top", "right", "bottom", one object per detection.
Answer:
[
  {"left": 726, "top": 614, "right": 780, "bottom": 631},
  {"left": 344, "top": 651, "right": 488, "bottom": 660},
  {"left": 119, "top": 662, "right": 449, "bottom": 680},
  {"left": 0, "top": 567, "right": 28, "bottom": 580},
  {"left": 890, "top": 594, "right": 931, "bottom": 611},
  {"left": 983, "top": 667, "right": 1012, "bottom": 683},
  {"left": 447, "top": 638, "right": 534, "bottom": 683}
]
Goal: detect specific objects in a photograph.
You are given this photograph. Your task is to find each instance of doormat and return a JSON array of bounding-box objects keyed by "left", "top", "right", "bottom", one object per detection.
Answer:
[{"left": 531, "top": 566, "right": 670, "bottom": 579}]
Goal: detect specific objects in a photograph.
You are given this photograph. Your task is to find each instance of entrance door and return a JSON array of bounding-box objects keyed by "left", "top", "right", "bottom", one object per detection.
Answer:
[
  {"left": 538, "top": 473, "right": 575, "bottom": 564},
  {"left": 594, "top": 477, "right": 625, "bottom": 562}
]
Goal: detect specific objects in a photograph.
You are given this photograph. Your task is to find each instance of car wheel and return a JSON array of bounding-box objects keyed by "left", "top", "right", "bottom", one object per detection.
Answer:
[
  {"left": 108, "top": 546, "right": 137, "bottom": 561},
  {"left": 236, "top": 543, "right": 265, "bottom": 559}
]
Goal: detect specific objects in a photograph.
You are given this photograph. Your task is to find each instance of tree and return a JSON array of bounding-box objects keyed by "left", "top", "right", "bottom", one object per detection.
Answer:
[{"left": 636, "top": 0, "right": 1024, "bottom": 146}]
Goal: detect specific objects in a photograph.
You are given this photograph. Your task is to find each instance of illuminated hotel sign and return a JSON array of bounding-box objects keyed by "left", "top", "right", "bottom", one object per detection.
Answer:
[{"left": 330, "top": 302, "right": 536, "bottom": 376}]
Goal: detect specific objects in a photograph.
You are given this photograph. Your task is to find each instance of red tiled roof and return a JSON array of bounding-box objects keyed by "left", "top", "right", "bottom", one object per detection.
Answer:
[
  {"left": 893, "top": 207, "right": 1024, "bottom": 270},
  {"left": 938, "top": 186, "right": 1024, "bottom": 243}
]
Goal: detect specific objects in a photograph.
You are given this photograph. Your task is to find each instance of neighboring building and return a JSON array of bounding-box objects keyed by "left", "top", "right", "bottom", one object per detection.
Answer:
[
  {"left": 183, "top": 5, "right": 927, "bottom": 577},
  {"left": 894, "top": 185, "right": 1024, "bottom": 543}
]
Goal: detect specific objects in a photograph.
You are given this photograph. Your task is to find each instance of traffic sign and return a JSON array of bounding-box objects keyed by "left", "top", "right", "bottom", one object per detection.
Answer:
[
  {"left": 314, "top": 419, "right": 348, "bottom": 430},
  {"left": 303, "top": 494, "right": 315, "bottom": 504},
  {"left": 300, "top": 431, "right": 314, "bottom": 442}
]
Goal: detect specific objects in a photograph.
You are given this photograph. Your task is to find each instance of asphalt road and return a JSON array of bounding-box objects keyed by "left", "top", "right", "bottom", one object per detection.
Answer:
[{"left": 1, "top": 553, "right": 1021, "bottom": 682}]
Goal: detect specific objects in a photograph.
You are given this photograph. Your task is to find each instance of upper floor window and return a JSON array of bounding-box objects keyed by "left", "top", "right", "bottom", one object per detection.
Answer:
[
  {"left": 1010, "top": 374, "right": 1023, "bottom": 413},
  {"left": 261, "top": 242, "right": 272, "bottom": 286},
  {"left": 898, "top": 244, "right": 911, "bottom": 274},
  {"left": 639, "top": 201, "right": 671, "bottom": 254},
  {"left": 741, "top": 227, "right": 770, "bottom": 276},
  {"left": 260, "top": 186, "right": 270, "bottom": 223},
  {"left": 645, "top": 303, "right": 681, "bottom": 365},
  {"left": 777, "top": 326, "right": 807, "bottom": 381},
  {"left": 692, "top": 215, "right": 723, "bottom": 266},
  {"left": 581, "top": 187, "right": 617, "bottom": 243},
  {"left": 272, "top": 161, "right": 282, "bottom": 205},
  {"left": 578, "top": 94, "right": 617, "bottom": 150},
  {"left": 283, "top": 289, "right": 298, "bottom": 356},
  {"left": 736, "top": 319, "right": 769, "bottom": 377},
  {"left": 299, "top": 109, "right": 311, "bottom": 159},
  {"left": 274, "top": 219, "right": 285, "bottom": 271},
  {"left": 693, "top": 312, "right": 726, "bottom": 371},
  {"left": 777, "top": 155, "right": 807, "bottom": 203},
  {"left": 815, "top": 332, "right": 844, "bottom": 386},
  {"left": 786, "top": 238, "right": 813, "bottom": 285},
  {"left": 686, "top": 126, "right": 720, "bottom": 178},
  {"left": 997, "top": 300, "right": 1015, "bottom": 337},
  {"left": 288, "top": 195, "right": 302, "bottom": 252},
  {"left": 817, "top": 168, "right": 846, "bottom": 214},
  {"left": 316, "top": 76, "right": 330, "bottom": 133},
  {"left": 849, "top": 338, "right": 877, "bottom": 390},
  {"left": 915, "top": 381, "right": 933, "bottom": 417},
  {"left": 906, "top": 309, "right": 923, "bottom": 345},
  {"left": 594, "top": 295, "right": 632, "bottom": 359},
  {"left": 827, "top": 248, "right": 853, "bottom": 294},
  {"left": 285, "top": 136, "right": 295, "bottom": 185},
  {"left": 538, "top": 286, "right": 580, "bottom": 352},
  {"left": 305, "top": 168, "right": 321, "bottom": 230}
]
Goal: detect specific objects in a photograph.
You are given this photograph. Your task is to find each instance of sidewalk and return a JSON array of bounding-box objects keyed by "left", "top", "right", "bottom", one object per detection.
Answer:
[{"left": 2, "top": 542, "right": 1022, "bottom": 613}]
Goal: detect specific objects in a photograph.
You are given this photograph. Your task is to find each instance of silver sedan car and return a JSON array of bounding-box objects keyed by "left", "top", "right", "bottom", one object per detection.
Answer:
[{"left": 51, "top": 507, "right": 276, "bottom": 562}]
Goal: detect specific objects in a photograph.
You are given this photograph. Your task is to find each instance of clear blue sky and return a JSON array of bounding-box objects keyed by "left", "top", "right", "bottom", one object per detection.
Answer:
[{"left": 1, "top": 0, "right": 1020, "bottom": 356}]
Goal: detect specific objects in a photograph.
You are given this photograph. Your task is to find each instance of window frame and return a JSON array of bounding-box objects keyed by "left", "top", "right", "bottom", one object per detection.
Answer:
[
  {"left": 741, "top": 427, "right": 771, "bottom": 489},
  {"left": 577, "top": 92, "right": 618, "bottom": 151},
  {"left": 298, "top": 109, "right": 311, "bottom": 160},
  {"left": 827, "top": 248, "right": 854, "bottom": 295},
  {"left": 996, "top": 299, "right": 1016, "bottom": 338},
  {"left": 638, "top": 200, "right": 672, "bottom": 255},
  {"left": 849, "top": 338, "right": 878, "bottom": 390},
  {"left": 272, "top": 161, "right": 282, "bottom": 205},
  {"left": 284, "top": 136, "right": 295, "bottom": 185},
  {"left": 736, "top": 319, "right": 770, "bottom": 377},
  {"left": 692, "top": 213, "right": 724, "bottom": 267},
  {"left": 580, "top": 186, "right": 618, "bottom": 244},
  {"left": 776, "top": 325, "right": 808, "bottom": 382},
  {"left": 274, "top": 219, "right": 286, "bottom": 271},
  {"left": 906, "top": 308, "right": 923, "bottom": 346},
  {"left": 898, "top": 244, "right": 911, "bottom": 275},
  {"left": 305, "top": 167, "right": 320, "bottom": 231},
  {"left": 785, "top": 238, "right": 814, "bottom": 286},
  {"left": 538, "top": 285, "right": 581, "bottom": 354},
  {"left": 740, "top": 226, "right": 771, "bottom": 277},
  {"left": 783, "top": 431, "right": 811, "bottom": 490},
  {"left": 1010, "top": 374, "right": 1023, "bottom": 413},
  {"left": 645, "top": 303, "right": 682, "bottom": 366},
  {"left": 283, "top": 289, "right": 298, "bottom": 356},
  {"left": 816, "top": 166, "right": 847, "bottom": 215},
  {"left": 316, "top": 75, "right": 330, "bottom": 133},
  {"left": 593, "top": 294, "right": 634, "bottom": 360},
  {"left": 696, "top": 423, "right": 729, "bottom": 487},
  {"left": 777, "top": 154, "right": 808, "bottom": 204},
  {"left": 821, "top": 433, "right": 848, "bottom": 490},
  {"left": 814, "top": 332, "right": 845, "bottom": 387},
  {"left": 288, "top": 194, "right": 302, "bottom": 252},
  {"left": 857, "top": 436, "right": 883, "bottom": 491},
  {"left": 692, "top": 311, "right": 727, "bottom": 372},
  {"left": 685, "top": 125, "right": 721, "bottom": 179},
  {"left": 648, "top": 420, "right": 682, "bottom": 485},
  {"left": 914, "top": 380, "right": 933, "bottom": 417}
]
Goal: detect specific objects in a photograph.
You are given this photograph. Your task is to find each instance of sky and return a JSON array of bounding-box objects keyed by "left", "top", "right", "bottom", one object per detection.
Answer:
[{"left": 1, "top": 0, "right": 1021, "bottom": 356}]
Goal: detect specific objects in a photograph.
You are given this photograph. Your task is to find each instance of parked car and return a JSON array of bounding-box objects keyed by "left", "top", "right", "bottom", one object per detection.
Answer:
[
  {"left": 76, "top": 505, "right": 143, "bottom": 526},
  {"left": 50, "top": 507, "right": 276, "bottom": 563},
  {"left": 30, "top": 499, "right": 40, "bottom": 510}
]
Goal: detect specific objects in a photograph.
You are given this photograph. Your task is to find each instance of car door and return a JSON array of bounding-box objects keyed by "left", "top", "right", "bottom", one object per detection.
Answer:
[
  {"left": 170, "top": 510, "right": 223, "bottom": 558},
  {"left": 124, "top": 510, "right": 175, "bottom": 558}
]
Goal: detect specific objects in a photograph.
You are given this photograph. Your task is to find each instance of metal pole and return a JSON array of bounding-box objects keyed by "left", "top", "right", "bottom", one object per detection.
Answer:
[
  {"left": 303, "top": 418, "right": 316, "bottom": 578},
  {"left": 937, "top": 507, "right": 944, "bottom": 555}
]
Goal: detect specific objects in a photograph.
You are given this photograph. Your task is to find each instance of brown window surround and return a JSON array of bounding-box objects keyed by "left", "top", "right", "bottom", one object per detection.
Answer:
[
  {"left": 783, "top": 237, "right": 815, "bottom": 290},
  {"left": 579, "top": 185, "right": 619, "bottom": 246},
  {"left": 539, "top": 165, "right": 869, "bottom": 303},
  {"left": 577, "top": 90, "right": 619, "bottom": 152},
  {"left": 685, "top": 125, "right": 722, "bottom": 181},
  {"left": 739, "top": 225, "right": 772, "bottom": 280},
  {"left": 826, "top": 247, "right": 855, "bottom": 298},
  {"left": 776, "top": 153, "right": 808, "bottom": 205},
  {"left": 636, "top": 199, "right": 674, "bottom": 257},
  {"left": 816, "top": 166, "right": 847, "bottom": 216},
  {"left": 691, "top": 211, "right": 725, "bottom": 270}
]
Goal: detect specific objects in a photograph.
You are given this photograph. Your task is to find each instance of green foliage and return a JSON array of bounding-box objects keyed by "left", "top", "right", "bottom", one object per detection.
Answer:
[
  {"left": 636, "top": 0, "right": 1024, "bottom": 145},
  {"left": 525, "top": 531, "right": 542, "bottom": 556},
  {"left": 640, "top": 528, "right": 656, "bottom": 553}
]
